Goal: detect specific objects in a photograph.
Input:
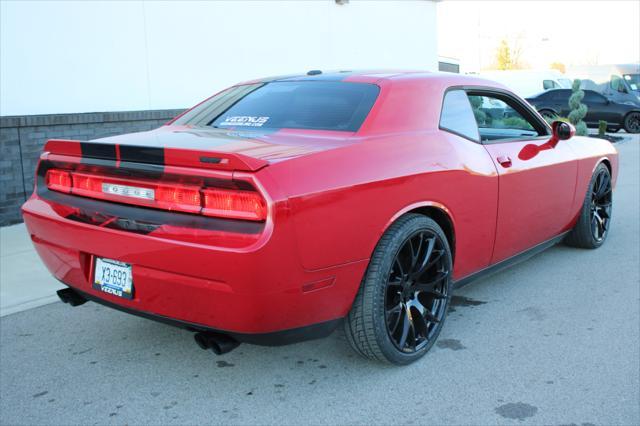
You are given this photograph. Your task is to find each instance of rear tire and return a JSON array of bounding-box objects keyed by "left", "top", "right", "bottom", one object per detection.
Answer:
[
  {"left": 565, "top": 163, "right": 612, "bottom": 249},
  {"left": 344, "top": 214, "right": 453, "bottom": 365}
]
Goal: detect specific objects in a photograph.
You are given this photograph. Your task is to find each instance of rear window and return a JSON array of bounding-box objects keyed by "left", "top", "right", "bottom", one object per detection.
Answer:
[{"left": 174, "top": 81, "right": 380, "bottom": 132}]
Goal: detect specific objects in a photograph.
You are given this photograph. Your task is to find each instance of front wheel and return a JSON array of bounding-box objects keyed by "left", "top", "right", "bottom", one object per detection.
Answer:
[
  {"left": 623, "top": 112, "right": 640, "bottom": 133},
  {"left": 344, "top": 214, "right": 453, "bottom": 365},
  {"left": 565, "top": 163, "right": 612, "bottom": 248}
]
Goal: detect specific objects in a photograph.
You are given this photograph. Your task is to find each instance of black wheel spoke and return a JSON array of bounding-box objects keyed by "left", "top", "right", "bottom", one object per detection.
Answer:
[
  {"left": 411, "top": 237, "right": 436, "bottom": 279},
  {"left": 422, "top": 288, "right": 447, "bottom": 299},
  {"left": 394, "top": 258, "right": 405, "bottom": 281},
  {"left": 591, "top": 214, "right": 599, "bottom": 238},
  {"left": 388, "top": 279, "right": 403, "bottom": 287},
  {"left": 398, "top": 308, "right": 412, "bottom": 349},
  {"left": 387, "top": 304, "right": 403, "bottom": 333},
  {"left": 596, "top": 173, "right": 610, "bottom": 199},
  {"left": 414, "top": 271, "right": 449, "bottom": 292},
  {"left": 408, "top": 233, "right": 424, "bottom": 271}
]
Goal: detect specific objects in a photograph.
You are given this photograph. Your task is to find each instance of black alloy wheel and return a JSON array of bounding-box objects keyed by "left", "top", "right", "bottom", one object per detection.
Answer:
[
  {"left": 344, "top": 214, "right": 453, "bottom": 365},
  {"left": 385, "top": 230, "right": 450, "bottom": 353},
  {"left": 565, "top": 163, "right": 613, "bottom": 249},
  {"left": 623, "top": 112, "right": 640, "bottom": 133},
  {"left": 589, "top": 167, "right": 613, "bottom": 243}
]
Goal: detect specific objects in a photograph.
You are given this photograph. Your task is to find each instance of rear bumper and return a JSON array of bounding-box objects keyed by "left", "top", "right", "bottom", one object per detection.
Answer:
[
  {"left": 22, "top": 195, "right": 367, "bottom": 341},
  {"left": 60, "top": 287, "right": 341, "bottom": 345}
]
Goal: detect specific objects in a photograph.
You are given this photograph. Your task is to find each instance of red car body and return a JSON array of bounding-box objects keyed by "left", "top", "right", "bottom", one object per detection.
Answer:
[{"left": 22, "top": 71, "right": 618, "bottom": 346}]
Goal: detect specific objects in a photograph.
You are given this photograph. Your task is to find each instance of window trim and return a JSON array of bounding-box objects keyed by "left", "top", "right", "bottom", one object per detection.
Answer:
[{"left": 439, "top": 85, "right": 552, "bottom": 145}]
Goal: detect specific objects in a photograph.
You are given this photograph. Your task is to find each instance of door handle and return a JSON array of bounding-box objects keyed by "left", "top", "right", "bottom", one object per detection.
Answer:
[{"left": 497, "top": 156, "right": 512, "bottom": 168}]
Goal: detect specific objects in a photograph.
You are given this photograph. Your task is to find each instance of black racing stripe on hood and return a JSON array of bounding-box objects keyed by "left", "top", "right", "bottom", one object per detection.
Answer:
[{"left": 119, "top": 145, "right": 165, "bottom": 166}]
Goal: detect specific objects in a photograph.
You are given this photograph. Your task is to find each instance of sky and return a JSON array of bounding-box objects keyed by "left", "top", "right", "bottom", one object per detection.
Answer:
[{"left": 438, "top": 0, "right": 640, "bottom": 72}]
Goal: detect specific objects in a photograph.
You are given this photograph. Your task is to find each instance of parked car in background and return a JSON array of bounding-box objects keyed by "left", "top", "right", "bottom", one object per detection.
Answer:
[
  {"left": 568, "top": 63, "right": 640, "bottom": 106},
  {"left": 23, "top": 71, "right": 618, "bottom": 365},
  {"left": 526, "top": 89, "right": 640, "bottom": 133},
  {"left": 476, "top": 69, "right": 572, "bottom": 98}
]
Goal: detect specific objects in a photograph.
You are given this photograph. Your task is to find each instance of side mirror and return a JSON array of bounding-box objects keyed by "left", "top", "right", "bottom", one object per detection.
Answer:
[
  {"left": 548, "top": 121, "right": 575, "bottom": 148},
  {"left": 553, "top": 121, "right": 575, "bottom": 140},
  {"left": 519, "top": 121, "right": 575, "bottom": 161}
]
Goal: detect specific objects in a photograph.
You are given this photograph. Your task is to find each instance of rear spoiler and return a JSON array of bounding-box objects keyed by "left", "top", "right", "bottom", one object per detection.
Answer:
[{"left": 43, "top": 139, "right": 269, "bottom": 172}]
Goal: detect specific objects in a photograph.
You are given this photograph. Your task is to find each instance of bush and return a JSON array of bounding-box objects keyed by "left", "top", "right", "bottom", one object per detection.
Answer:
[
  {"left": 501, "top": 116, "right": 533, "bottom": 129},
  {"left": 598, "top": 120, "right": 607, "bottom": 137},
  {"left": 469, "top": 95, "right": 487, "bottom": 125},
  {"left": 568, "top": 79, "right": 588, "bottom": 136}
]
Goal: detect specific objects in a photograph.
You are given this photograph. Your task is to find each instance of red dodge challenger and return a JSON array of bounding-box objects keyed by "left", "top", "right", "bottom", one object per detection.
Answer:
[{"left": 22, "top": 71, "right": 618, "bottom": 365}]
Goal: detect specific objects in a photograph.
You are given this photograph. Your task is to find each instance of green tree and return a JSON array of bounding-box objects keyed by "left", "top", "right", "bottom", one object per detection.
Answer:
[
  {"left": 495, "top": 40, "right": 513, "bottom": 70},
  {"left": 550, "top": 62, "right": 566, "bottom": 74},
  {"left": 492, "top": 38, "right": 526, "bottom": 70},
  {"left": 568, "top": 79, "right": 588, "bottom": 136}
]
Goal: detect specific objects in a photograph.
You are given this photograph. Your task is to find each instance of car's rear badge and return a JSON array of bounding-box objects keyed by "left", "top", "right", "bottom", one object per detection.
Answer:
[{"left": 102, "top": 183, "right": 155, "bottom": 200}]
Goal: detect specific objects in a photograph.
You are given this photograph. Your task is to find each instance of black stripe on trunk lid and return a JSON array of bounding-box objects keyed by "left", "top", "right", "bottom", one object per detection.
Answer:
[
  {"left": 120, "top": 145, "right": 165, "bottom": 166},
  {"left": 80, "top": 142, "right": 117, "bottom": 165}
]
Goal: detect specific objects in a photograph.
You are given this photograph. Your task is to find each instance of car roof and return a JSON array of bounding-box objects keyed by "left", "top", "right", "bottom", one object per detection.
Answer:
[{"left": 236, "top": 70, "right": 509, "bottom": 90}]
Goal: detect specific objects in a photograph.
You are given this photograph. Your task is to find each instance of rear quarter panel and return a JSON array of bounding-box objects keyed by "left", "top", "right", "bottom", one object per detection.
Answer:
[{"left": 265, "top": 130, "right": 499, "bottom": 280}]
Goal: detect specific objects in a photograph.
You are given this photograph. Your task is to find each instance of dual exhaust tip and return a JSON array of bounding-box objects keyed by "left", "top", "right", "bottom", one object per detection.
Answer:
[
  {"left": 57, "top": 287, "right": 240, "bottom": 355},
  {"left": 194, "top": 332, "right": 240, "bottom": 355}
]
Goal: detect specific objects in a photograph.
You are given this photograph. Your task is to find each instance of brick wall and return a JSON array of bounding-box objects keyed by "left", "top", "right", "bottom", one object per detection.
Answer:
[{"left": 0, "top": 109, "right": 185, "bottom": 226}]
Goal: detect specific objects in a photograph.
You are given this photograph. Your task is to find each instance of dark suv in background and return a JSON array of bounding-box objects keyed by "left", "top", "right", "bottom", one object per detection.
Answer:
[{"left": 526, "top": 89, "right": 640, "bottom": 133}]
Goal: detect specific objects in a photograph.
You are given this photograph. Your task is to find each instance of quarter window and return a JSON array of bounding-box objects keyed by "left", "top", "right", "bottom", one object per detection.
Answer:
[{"left": 439, "top": 90, "right": 480, "bottom": 142}]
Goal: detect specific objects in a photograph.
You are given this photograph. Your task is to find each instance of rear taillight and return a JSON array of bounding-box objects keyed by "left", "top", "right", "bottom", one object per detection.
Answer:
[
  {"left": 45, "top": 169, "right": 72, "bottom": 193},
  {"left": 44, "top": 169, "right": 266, "bottom": 221},
  {"left": 202, "top": 188, "right": 267, "bottom": 221},
  {"left": 155, "top": 183, "right": 202, "bottom": 214}
]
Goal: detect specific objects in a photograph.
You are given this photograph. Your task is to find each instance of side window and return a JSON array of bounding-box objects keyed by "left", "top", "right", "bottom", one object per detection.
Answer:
[
  {"left": 467, "top": 94, "right": 542, "bottom": 142},
  {"left": 552, "top": 90, "right": 571, "bottom": 102},
  {"left": 584, "top": 91, "right": 607, "bottom": 104},
  {"left": 439, "top": 90, "right": 480, "bottom": 142},
  {"left": 610, "top": 75, "right": 627, "bottom": 93},
  {"left": 543, "top": 80, "right": 559, "bottom": 90}
]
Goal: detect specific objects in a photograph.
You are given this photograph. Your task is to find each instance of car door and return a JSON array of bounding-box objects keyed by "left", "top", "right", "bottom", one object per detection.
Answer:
[
  {"left": 466, "top": 89, "right": 578, "bottom": 264},
  {"left": 583, "top": 90, "right": 617, "bottom": 125},
  {"left": 551, "top": 90, "right": 571, "bottom": 116}
]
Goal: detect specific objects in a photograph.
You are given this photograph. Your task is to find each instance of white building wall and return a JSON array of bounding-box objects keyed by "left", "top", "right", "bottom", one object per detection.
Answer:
[{"left": 1, "top": 0, "right": 438, "bottom": 116}]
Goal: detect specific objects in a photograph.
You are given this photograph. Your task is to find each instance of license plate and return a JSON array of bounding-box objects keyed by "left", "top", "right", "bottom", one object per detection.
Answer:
[{"left": 93, "top": 257, "right": 134, "bottom": 299}]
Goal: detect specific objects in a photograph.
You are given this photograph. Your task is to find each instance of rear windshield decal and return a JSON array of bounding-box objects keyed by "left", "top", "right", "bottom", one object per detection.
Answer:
[{"left": 218, "top": 116, "right": 269, "bottom": 127}]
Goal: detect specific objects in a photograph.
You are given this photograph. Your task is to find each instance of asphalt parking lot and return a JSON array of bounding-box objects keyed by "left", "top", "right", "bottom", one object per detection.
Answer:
[{"left": 1, "top": 138, "right": 638, "bottom": 426}]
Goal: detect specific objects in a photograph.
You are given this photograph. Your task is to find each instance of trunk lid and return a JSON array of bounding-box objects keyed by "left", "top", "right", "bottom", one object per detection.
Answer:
[{"left": 44, "top": 125, "right": 355, "bottom": 172}]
